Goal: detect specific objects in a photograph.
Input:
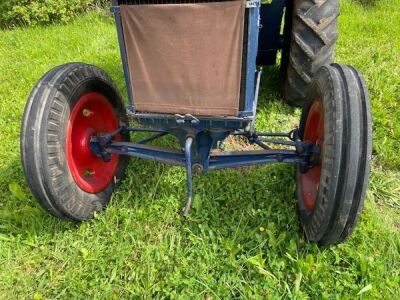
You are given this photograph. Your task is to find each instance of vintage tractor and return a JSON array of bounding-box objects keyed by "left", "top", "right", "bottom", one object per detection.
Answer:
[{"left": 21, "top": 0, "right": 372, "bottom": 245}]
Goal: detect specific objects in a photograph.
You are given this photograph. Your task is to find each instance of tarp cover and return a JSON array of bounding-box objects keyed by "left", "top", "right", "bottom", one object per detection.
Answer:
[{"left": 120, "top": 1, "right": 245, "bottom": 116}]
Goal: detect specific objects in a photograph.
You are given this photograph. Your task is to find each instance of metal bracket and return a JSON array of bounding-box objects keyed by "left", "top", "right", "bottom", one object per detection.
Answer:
[
  {"left": 89, "top": 125, "right": 170, "bottom": 162},
  {"left": 89, "top": 125, "right": 127, "bottom": 162},
  {"left": 110, "top": 6, "right": 120, "bottom": 14},
  {"left": 89, "top": 140, "right": 111, "bottom": 162},
  {"left": 234, "top": 128, "right": 321, "bottom": 169},
  {"left": 238, "top": 110, "right": 255, "bottom": 118},
  {"left": 175, "top": 114, "right": 200, "bottom": 126},
  {"left": 246, "top": 0, "right": 261, "bottom": 8},
  {"left": 126, "top": 105, "right": 135, "bottom": 116}
]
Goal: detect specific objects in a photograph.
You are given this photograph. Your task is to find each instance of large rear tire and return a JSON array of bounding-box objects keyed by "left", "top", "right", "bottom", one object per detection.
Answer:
[
  {"left": 280, "top": 0, "right": 339, "bottom": 106},
  {"left": 21, "top": 63, "right": 129, "bottom": 221},
  {"left": 296, "top": 64, "right": 372, "bottom": 245}
]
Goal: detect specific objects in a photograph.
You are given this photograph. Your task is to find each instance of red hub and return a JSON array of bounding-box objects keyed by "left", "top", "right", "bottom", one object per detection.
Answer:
[
  {"left": 300, "top": 99, "right": 324, "bottom": 210},
  {"left": 66, "top": 92, "right": 119, "bottom": 193}
]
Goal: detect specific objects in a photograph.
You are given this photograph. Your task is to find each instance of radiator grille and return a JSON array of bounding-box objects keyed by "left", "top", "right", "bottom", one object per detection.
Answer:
[{"left": 116, "top": 0, "right": 248, "bottom": 114}]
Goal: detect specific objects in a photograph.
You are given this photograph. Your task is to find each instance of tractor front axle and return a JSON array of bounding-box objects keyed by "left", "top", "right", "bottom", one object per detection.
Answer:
[{"left": 89, "top": 126, "right": 319, "bottom": 217}]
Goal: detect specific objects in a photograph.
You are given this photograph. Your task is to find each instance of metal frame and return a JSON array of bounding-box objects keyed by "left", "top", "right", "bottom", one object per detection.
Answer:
[
  {"left": 240, "top": 0, "right": 261, "bottom": 117},
  {"left": 110, "top": 0, "right": 281, "bottom": 121},
  {"left": 99, "top": 0, "right": 313, "bottom": 216},
  {"left": 111, "top": 1, "right": 134, "bottom": 106}
]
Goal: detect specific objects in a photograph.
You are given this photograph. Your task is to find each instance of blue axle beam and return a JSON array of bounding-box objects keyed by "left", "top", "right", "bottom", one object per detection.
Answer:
[
  {"left": 105, "top": 141, "right": 309, "bottom": 170},
  {"left": 91, "top": 129, "right": 317, "bottom": 216}
]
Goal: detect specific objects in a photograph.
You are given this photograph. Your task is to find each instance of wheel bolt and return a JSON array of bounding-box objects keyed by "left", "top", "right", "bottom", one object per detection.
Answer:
[
  {"left": 84, "top": 169, "right": 95, "bottom": 178},
  {"left": 82, "top": 108, "right": 93, "bottom": 117}
]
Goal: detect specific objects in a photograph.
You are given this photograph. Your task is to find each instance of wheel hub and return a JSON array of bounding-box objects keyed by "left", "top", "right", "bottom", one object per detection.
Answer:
[
  {"left": 300, "top": 99, "right": 324, "bottom": 210},
  {"left": 66, "top": 92, "right": 120, "bottom": 193}
]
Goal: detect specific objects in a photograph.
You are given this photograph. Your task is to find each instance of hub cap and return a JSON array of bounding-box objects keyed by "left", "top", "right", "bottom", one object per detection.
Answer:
[
  {"left": 66, "top": 92, "right": 119, "bottom": 193},
  {"left": 300, "top": 99, "right": 324, "bottom": 210}
]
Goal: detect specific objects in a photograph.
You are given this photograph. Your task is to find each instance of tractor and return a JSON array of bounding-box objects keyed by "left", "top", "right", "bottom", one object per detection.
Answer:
[{"left": 21, "top": 0, "right": 371, "bottom": 245}]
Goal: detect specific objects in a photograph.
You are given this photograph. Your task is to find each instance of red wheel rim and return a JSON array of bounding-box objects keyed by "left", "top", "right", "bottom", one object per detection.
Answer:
[
  {"left": 66, "top": 92, "right": 120, "bottom": 193},
  {"left": 300, "top": 99, "right": 324, "bottom": 210}
]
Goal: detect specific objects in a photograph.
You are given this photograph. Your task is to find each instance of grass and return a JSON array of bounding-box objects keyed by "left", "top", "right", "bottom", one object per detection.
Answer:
[{"left": 0, "top": 0, "right": 399, "bottom": 298}]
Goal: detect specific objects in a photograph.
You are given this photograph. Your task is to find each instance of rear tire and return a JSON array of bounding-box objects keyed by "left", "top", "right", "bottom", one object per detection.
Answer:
[
  {"left": 280, "top": 0, "right": 339, "bottom": 106},
  {"left": 296, "top": 64, "right": 372, "bottom": 245},
  {"left": 21, "top": 63, "right": 129, "bottom": 221}
]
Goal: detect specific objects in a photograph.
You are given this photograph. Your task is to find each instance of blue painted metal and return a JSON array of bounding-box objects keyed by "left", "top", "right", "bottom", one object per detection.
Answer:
[
  {"left": 182, "top": 137, "right": 194, "bottom": 218},
  {"left": 107, "top": 142, "right": 186, "bottom": 166},
  {"left": 91, "top": 127, "right": 316, "bottom": 172},
  {"left": 208, "top": 150, "right": 306, "bottom": 170},
  {"left": 102, "top": 141, "right": 310, "bottom": 170},
  {"left": 136, "top": 132, "right": 169, "bottom": 144},
  {"left": 131, "top": 113, "right": 252, "bottom": 133},
  {"left": 89, "top": 125, "right": 318, "bottom": 217},
  {"left": 240, "top": 1, "right": 261, "bottom": 118},
  {"left": 193, "top": 131, "right": 217, "bottom": 173},
  {"left": 111, "top": 1, "right": 134, "bottom": 106},
  {"left": 257, "top": 0, "right": 288, "bottom": 66},
  {"left": 124, "top": 127, "right": 167, "bottom": 133}
]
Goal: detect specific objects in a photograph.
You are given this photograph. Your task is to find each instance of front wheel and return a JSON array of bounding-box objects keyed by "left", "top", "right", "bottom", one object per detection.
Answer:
[
  {"left": 21, "top": 63, "right": 130, "bottom": 221},
  {"left": 296, "top": 64, "right": 372, "bottom": 245}
]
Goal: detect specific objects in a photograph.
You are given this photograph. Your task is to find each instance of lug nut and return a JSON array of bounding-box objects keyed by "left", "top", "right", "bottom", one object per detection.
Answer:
[
  {"left": 84, "top": 169, "right": 95, "bottom": 178},
  {"left": 192, "top": 163, "right": 204, "bottom": 175},
  {"left": 82, "top": 108, "right": 93, "bottom": 117}
]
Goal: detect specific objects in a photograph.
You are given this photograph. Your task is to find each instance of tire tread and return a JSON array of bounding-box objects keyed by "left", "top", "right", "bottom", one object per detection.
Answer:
[
  {"left": 280, "top": 0, "right": 339, "bottom": 106},
  {"left": 297, "top": 64, "right": 372, "bottom": 245}
]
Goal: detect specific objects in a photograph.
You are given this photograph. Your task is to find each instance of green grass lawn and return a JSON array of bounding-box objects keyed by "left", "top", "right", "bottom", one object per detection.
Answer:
[{"left": 0, "top": 0, "right": 399, "bottom": 298}]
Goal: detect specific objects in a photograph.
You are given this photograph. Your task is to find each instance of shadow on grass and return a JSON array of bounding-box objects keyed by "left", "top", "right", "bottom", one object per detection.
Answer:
[
  {"left": 0, "top": 159, "right": 78, "bottom": 239},
  {"left": 257, "top": 64, "right": 298, "bottom": 112},
  {"left": 258, "top": 65, "right": 282, "bottom": 107},
  {"left": 353, "top": 0, "right": 381, "bottom": 8}
]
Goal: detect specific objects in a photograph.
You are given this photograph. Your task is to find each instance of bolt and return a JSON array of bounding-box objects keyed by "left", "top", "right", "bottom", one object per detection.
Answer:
[
  {"left": 84, "top": 169, "right": 95, "bottom": 178},
  {"left": 82, "top": 108, "right": 93, "bottom": 117},
  {"left": 192, "top": 164, "right": 204, "bottom": 175}
]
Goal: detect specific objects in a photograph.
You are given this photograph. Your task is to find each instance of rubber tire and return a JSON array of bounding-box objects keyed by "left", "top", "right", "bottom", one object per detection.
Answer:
[
  {"left": 280, "top": 0, "right": 339, "bottom": 106},
  {"left": 296, "top": 64, "right": 372, "bottom": 245},
  {"left": 21, "top": 63, "right": 130, "bottom": 221}
]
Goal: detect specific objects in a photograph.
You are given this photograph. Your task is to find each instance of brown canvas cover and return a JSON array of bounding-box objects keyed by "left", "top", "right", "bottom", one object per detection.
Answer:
[{"left": 120, "top": 1, "right": 245, "bottom": 116}]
